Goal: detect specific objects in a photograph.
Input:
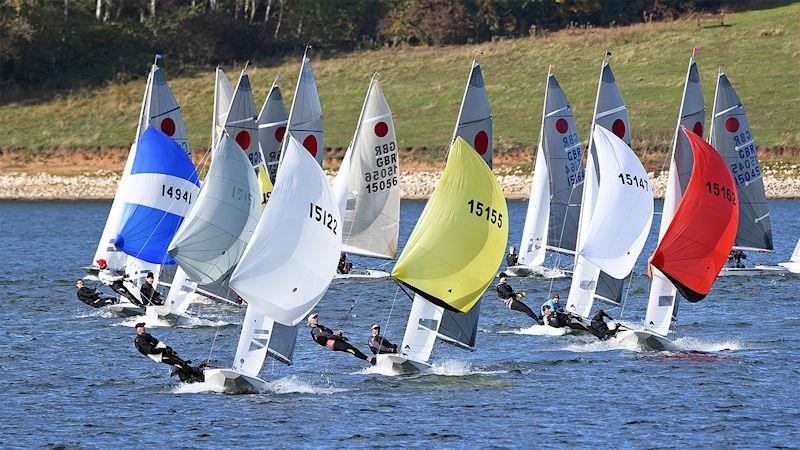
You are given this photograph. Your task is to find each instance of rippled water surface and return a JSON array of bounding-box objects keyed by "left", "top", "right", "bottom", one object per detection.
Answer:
[{"left": 1, "top": 200, "right": 799, "bottom": 448}]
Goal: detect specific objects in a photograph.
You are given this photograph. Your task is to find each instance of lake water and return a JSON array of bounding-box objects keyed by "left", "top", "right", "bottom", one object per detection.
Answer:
[{"left": 1, "top": 200, "right": 799, "bottom": 448}]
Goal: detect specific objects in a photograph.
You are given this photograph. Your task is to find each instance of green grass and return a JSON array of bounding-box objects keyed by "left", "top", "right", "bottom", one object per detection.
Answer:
[{"left": 1, "top": 3, "right": 798, "bottom": 153}]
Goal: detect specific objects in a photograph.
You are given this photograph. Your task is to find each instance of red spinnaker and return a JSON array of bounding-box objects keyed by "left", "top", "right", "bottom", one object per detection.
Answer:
[{"left": 651, "top": 127, "right": 739, "bottom": 302}]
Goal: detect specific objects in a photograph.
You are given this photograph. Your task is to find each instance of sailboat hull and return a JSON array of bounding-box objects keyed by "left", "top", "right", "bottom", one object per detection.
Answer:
[
  {"left": 107, "top": 302, "right": 145, "bottom": 317},
  {"left": 718, "top": 266, "right": 789, "bottom": 277},
  {"left": 203, "top": 368, "right": 267, "bottom": 394},
  {"left": 374, "top": 354, "right": 430, "bottom": 375},
  {"left": 777, "top": 262, "right": 800, "bottom": 274},
  {"left": 612, "top": 330, "right": 677, "bottom": 352},
  {"left": 334, "top": 268, "right": 391, "bottom": 280},
  {"left": 504, "top": 265, "right": 568, "bottom": 279}
]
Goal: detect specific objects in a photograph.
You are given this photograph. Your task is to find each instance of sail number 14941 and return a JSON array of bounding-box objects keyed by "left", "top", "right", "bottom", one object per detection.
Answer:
[{"left": 467, "top": 199, "right": 503, "bottom": 228}]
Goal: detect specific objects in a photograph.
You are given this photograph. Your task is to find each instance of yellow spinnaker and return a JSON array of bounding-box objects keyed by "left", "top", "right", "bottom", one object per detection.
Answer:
[
  {"left": 391, "top": 137, "right": 508, "bottom": 313},
  {"left": 257, "top": 161, "right": 273, "bottom": 209}
]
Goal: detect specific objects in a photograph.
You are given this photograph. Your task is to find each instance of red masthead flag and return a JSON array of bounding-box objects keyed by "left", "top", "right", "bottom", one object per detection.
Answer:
[{"left": 650, "top": 127, "right": 739, "bottom": 302}]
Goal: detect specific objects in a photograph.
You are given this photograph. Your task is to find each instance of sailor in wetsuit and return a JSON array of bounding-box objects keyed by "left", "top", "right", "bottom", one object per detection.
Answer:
[
  {"left": 308, "top": 313, "right": 375, "bottom": 365},
  {"left": 134, "top": 323, "right": 205, "bottom": 383},
  {"left": 75, "top": 279, "right": 117, "bottom": 308},
  {"left": 506, "top": 246, "right": 519, "bottom": 267},
  {"left": 586, "top": 309, "right": 621, "bottom": 341},
  {"left": 540, "top": 293, "right": 564, "bottom": 316},
  {"left": 337, "top": 253, "right": 353, "bottom": 275},
  {"left": 728, "top": 250, "right": 747, "bottom": 268},
  {"left": 139, "top": 272, "right": 164, "bottom": 306},
  {"left": 97, "top": 259, "right": 141, "bottom": 306},
  {"left": 542, "top": 304, "right": 587, "bottom": 331},
  {"left": 368, "top": 323, "right": 398, "bottom": 355},
  {"left": 496, "top": 273, "right": 543, "bottom": 325}
]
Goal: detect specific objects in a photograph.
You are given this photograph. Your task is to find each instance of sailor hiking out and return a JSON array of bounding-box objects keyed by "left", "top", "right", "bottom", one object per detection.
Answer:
[
  {"left": 368, "top": 323, "right": 398, "bottom": 355},
  {"left": 308, "top": 313, "right": 375, "bottom": 365},
  {"left": 97, "top": 259, "right": 140, "bottom": 306},
  {"left": 75, "top": 279, "right": 118, "bottom": 308},
  {"left": 496, "top": 273, "right": 543, "bottom": 325},
  {"left": 134, "top": 323, "right": 205, "bottom": 383}
]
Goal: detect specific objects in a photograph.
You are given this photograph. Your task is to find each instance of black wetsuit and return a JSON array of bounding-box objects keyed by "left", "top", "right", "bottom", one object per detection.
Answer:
[
  {"left": 368, "top": 335, "right": 398, "bottom": 355},
  {"left": 139, "top": 282, "right": 164, "bottom": 306},
  {"left": 337, "top": 255, "right": 353, "bottom": 275},
  {"left": 100, "top": 268, "right": 142, "bottom": 307},
  {"left": 134, "top": 332, "right": 204, "bottom": 382},
  {"left": 506, "top": 253, "right": 519, "bottom": 267},
  {"left": 76, "top": 286, "right": 116, "bottom": 308},
  {"left": 545, "top": 311, "right": 588, "bottom": 331},
  {"left": 496, "top": 283, "right": 543, "bottom": 325},
  {"left": 587, "top": 310, "right": 619, "bottom": 341},
  {"left": 310, "top": 324, "right": 372, "bottom": 362}
]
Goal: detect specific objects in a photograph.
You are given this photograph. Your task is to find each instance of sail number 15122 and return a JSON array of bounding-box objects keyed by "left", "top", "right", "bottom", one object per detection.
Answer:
[
  {"left": 467, "top": 199, "right": 503, "bottom": 228},
  {"left": 309, "top": 203, "right": 338, "bottom": 234}
]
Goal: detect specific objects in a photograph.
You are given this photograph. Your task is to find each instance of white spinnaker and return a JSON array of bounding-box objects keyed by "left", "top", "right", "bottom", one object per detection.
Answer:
[
  {"left": 281, "top": 51, "right": 324, "bottom": 168},
  {"left": 230, "top": 135, "right": 342, "bottom": 325},
  {"left": 645, "top": 55, "right": 704, "bottom": 336},
  {"left": 332, "top": 76, "right": 400, "bottom": 259},
  {"left": 518, "top": 143, "right": 550, "bottom": 267},
  {"left": 579, "top": 126, "right": 653, "bottom": 277},
  {"left": 168, "top": 133, "right": 261, "bottom": 285},
  {"left": 258, "top": 77, "right": 289, "bottom": 182},
  {"left": 453, "top": 58, "right": 492, "bottom": 167},
  {"left": 212, "top": 67, "right": 234, "bottom": 146},
  {"left": 93, "top": 62, "right": 189, "bottom": 271},
  {"left": 225, "top": 68, "right": 263, "bottom": 171}
]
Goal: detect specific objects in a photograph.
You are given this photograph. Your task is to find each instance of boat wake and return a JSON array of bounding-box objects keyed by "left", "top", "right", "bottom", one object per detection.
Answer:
[
  {"left": 172, "top": 375, "right": 348, "bottom": 395},
  {"left": 498, "top": 324, "right": 570, "bottom": 336},
  {"left": 113, "top": 315, "right": 231, "bottom": 329},
  {"left": 562, "top": 330, "right": 744, "bottom": 354},
  {"left": 429, "top": 360, "right": 505, "bottom": 377},
  {"left": 72, "top": 309, "right": 118, "bottom": 319},
  {"left": 669, "top": 336, "right": 743, "bottom": 353}
]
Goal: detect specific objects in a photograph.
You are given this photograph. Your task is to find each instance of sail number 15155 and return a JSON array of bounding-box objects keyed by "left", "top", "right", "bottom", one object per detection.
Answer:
[{"left": 467, "top": 199, "right": 503, "bottom": 228}]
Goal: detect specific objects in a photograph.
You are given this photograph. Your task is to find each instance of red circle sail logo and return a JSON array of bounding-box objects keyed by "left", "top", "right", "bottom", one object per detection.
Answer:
[
  {"left": 303, "top": 135, "right": 318, "bottom": 157},
  {"left": 474, "top": 130, "right": 489, "bottom": 155},
  {"left": 612, "top": 119, "right": 626, "bottom": 139},
  {"left": 275, "top": 126, "right": 286, "bottom": 142},
  {"left": 692, "top": 121, "right": 703, "bottom": 137},
  {"left": 725, "top": 117, "right": 740, "bottom": 133},
  {"left": 374, "top": 121, "right": 389, "bottom": 138},
  {"left": 555, "top": 118, "right": 569, "bottom": 134},
  {"left": 236, "top": 131, "right": 251, "bottom": 150},
  {"left": 160, "top": 118, "right": 176, "bottom": 136}
]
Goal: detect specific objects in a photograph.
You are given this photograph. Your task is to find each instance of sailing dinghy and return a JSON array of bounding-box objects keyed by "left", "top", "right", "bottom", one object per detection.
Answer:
[
  {"left": 511, "top": 67, "right": 584, "bottom": 278},
  {"left": 374, "top": 137, "right": 508, "bottom": 374},
  {"left": 277, "top": 46, "right": 324, "bottom": 171},
  {"left": 332, "top": 74, "right": 399, "bottom": 280},
  {"left": 778, "top": 239, "right": 800, "bottom": 273},
  {"left": 258, "top": 76, "right": 288, "bottom": 183},
  {"left": 203, "top": 135, "right": 342, "bottom": 394},
  {"left": 709, "top": 72, "right": 781, "bottom": 276}
]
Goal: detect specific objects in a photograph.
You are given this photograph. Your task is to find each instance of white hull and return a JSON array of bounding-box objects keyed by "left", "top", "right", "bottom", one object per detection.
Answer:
[
  {"left": 612, "top": 329, "right": 677, "bottom": 352},
  {"left": 374, "top": 354, "right": 431, "bottom": 375},
  {"left": 334, "top": 268, "right": 390, "bottom": 280},
  {"left": 107, "top": 302, "right": 145, "bottom": 317},
  {"left": 516, "top": 324, "right": 570, "bottom": 336},
  {"left": 777, "top": 262, "right": 800, "bottom": 274},
  {"left": 203, "top": 368, "right": 267, "bottom": 394},
  {"left": 145, "top": 305, "right": 185, "bottom": 324},
  {"left": 718, "top": 265, "right": 789, "bottom": 277},
  {"left": 503, "top": 265, "right": 568, "bottom": 279}
]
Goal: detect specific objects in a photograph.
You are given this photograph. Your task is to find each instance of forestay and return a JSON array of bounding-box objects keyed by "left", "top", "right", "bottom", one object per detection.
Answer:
[
  {"left": 114, "top": 126, "right": 200, "bottom": 265},
  {"left": 333, "top": 76, "right": 400, "bottom": 259},
  {"left": 710, "top": 72, "right": 772, "bottom": 252},
  {"left": 258, "top": 77, "right": 288, "bottom": 183},
  {"left": 519, "top": 71, "right": 584, "bottom": 268},
  {"left": 565, "top": 126, "right": 653, "bottom": 319},
  {"left": 453, "top": 58, "right": 493, "bottom": 167},
  {"left": 281, "top": 51, "right": 324, "bottom": 167},
  {"left": 168, "top": 133, "right": 261, "bottom": 285},
  {"left": 645, "top": 54, "right": 705, "bottom": 336},
  {"left": 651, "top": 128, "right": 739, "bottom": 302}
]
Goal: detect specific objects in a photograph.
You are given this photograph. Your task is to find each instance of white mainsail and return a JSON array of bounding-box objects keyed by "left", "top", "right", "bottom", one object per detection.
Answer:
[
  {"left": 227, "top": 135, "right": 342, "bottom": 376},
  {"left": 168, "top": 133, "right": 261, "bottom": 285},
  {"left": 280, "top": 49, "right": 324, "bottom": 169},
  {"left": 565, "top": 125, "right": 653, "bottom": 319},
  {"left": 453, "top": 58, "right": 492, "bottom": 167},
  {"left": 224, "top": 66, "right": 263, "bottom": 172},
  {"left": 332, "top": 75, "right": 400, "bottom": 259},
  {"left": 644, "top": 54, "right": 704, "bottom": 336},
  {"left": 258, "top": 76, "right": 289, "bottom": 183},
  {"left": 212, "top": 67, "right": 235, "bottom": 146}
]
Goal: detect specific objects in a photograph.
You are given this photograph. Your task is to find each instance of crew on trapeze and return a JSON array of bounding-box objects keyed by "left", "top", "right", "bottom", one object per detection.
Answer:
[
  {"left": 506, "top": 246, "right": 519, "bottom": 267},
  {"left": 337, "top": 253, "right": 353, "bottom": 275},
  {"left": 75, "top": 278, "right": 118, "bottom": 308},
  {"left": 134, "top": 322, "right": 205, "bottom": 383},
  {"left": 496, "top": 273, "right": 543, "bottom": 325},
  {"left": 728, "top": 250, "right": 747, "bottom": 268},
  {"left": 585, "top": 309, "right": 621, "bottom": 341},
  {"left": 541, "top": 302, "right": 586, "bottom": 331},
  {"left": 97, "top": 259, "right": 141, "bottom": 306},
  {"left": 368, "top": 323, "right": 398, "bottom": 355},
  {"left": 308, "top": 313, "right": 375, "bottom": 365},
  {"left": 139, "top": 272, "right": 165, "bottom": 306}
]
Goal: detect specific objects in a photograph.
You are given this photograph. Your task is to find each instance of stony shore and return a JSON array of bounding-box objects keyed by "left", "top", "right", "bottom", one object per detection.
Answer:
[{"left": 1, "top": 166, "right": 798, "bottom": 201}]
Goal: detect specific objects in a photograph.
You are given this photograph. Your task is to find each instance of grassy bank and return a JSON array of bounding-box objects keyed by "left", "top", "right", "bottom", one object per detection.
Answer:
[{"left": 1, "top": 3, "right": 798, "bottom": 153}]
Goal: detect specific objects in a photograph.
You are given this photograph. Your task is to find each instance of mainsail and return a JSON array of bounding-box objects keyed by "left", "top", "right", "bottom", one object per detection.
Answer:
[
  {"left": 645, "top": 54, "right": 705, "bottom": 336},
  {"left": 710, "top": 72, "right": 772, "bottom": 252},
  {"left": 280, "top": 49, "right": 324, "bottom": 168},
  {"left": 212, "top": 67, "right": 235, "bottom": 146},
  {"left": 224, "top": 67, "right": 263, "bottom": 170},
  {"left": 258, "top": 76, "right": 289, "bottom": 183},
  {"left": 519, "top": 69, "right": 584, "bottom": 269},
  {"left": 651, "top": 128, "right": 739, "bottom": 302},
  {"left": 564, "top": 125, "right": 653, "bottom": 318},
  {"left": 168, "top": 133, "right": 261, "bottom": 285},
  {"left": 228, "top": 135, "right": 341, "bottom": 372},
  {"left": 391, "top": 137, "right": 508, "bottom": 361},
  {"left": 114, "top": 126, "right": 200, "bottom": 265},
  {"left": 92, "top": 61, "right": 189, "bottom": 271},
  {"left": 333, "top": 75, "right": 400, "bottom": 259},
  {"left": 453, "top": 58, "right": 492, "bottom": 167}
]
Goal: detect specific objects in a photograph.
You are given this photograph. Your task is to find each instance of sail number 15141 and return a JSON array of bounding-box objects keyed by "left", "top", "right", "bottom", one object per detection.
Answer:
[{"left": 467, "top": 199, "right": 503, "bottom": 228}]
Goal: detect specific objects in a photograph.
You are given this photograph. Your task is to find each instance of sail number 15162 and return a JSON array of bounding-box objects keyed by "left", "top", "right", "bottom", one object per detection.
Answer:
[{"left": 467, "top": 199, "right": 503, "bottom": 228}]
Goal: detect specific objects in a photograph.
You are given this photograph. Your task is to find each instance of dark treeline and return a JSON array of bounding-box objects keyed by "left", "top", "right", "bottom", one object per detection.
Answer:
[{"left": 1, "top": 0, "right": 739, "bottom": 89}]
